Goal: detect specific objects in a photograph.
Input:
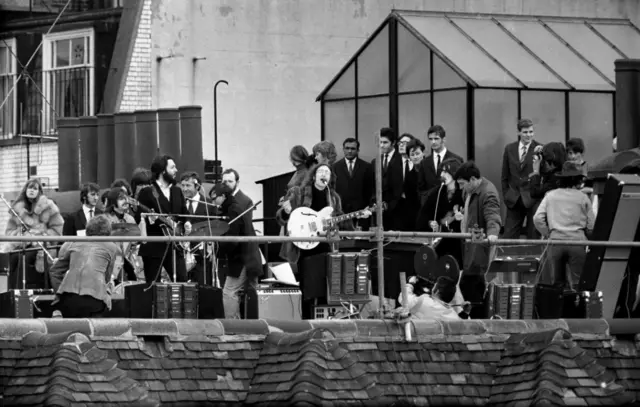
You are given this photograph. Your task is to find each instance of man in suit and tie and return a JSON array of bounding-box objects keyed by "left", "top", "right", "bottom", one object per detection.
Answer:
[
  {"left": 218, "top": 169, "right": 263, "bottom": 319},
  {"left": 417, "top": 125, "right": 463, "bottom": 206},
  {"left": 370, "top": 127, "right": 404, "bottom": 231},
  {"left": 63, "top": 182, "right": 102, "bottom": 236},
  {"left": 397, "top": 133, "right": 421, "bottom": 231},
  {"left": 333, "top": 138, "right": 373, "bottom": 229},
  {"left": 501, "top": 118, "right": 542, "bottom": 239},
  {"left": 137, "top": 155, "right": 192, "bottom": 283},
  {"left": 180, "top": 171, "right": 219, "bottom": 285}
]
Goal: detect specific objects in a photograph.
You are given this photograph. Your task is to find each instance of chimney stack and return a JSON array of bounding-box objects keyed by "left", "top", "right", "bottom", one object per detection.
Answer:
[{"left": 615, "top": 59, "right": 640, "bottom": 151}]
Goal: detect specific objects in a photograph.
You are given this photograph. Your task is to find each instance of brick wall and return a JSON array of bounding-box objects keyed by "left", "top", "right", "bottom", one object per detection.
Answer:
[
  {"left": 118, "top": 0, "right": 152, "bottom": 112},
  {"left": 0, "top": 142, "right": 58, "bottom": 234}
]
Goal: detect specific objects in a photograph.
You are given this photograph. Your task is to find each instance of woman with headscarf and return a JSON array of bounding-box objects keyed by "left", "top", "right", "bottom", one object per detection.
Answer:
[
  {"left": 528, "top": 141, "right": 567, "bottom": 200},
  {"left": 1, "top": 179, "right": 64, "bottom": 289}
]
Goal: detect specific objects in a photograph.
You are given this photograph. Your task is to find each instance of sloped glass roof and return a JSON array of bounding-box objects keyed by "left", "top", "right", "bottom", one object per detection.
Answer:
[{"left": 317, "top": 11, "right": 640, "bottom": 99}]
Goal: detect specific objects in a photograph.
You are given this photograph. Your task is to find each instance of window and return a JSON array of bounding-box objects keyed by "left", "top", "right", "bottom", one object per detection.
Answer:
[
  {"left": 0, "top": 38, "right": 17, "bottom": 139},
  {"left": 42, "top": 28, "right": 94, "bottom": 135}
]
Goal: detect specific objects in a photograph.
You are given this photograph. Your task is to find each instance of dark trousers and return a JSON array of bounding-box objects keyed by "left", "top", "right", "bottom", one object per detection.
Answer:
[
  {"left": 460, "top": 263, "right": 488, "bottom": 319},
  {"left": 56, "top": 293, "right": 106, "bottom": 318},
  {"left": 503, "top": 198, "right": 539, "bottom": 239},
  {"left": 9, "top": 251, "right": 43, "bottom": 290},
  {"left": 539, "top": 245, "right": 586, "bottom": 290},
  {"left": 142, "top": 252, "right": 187, "bottom": 283}
]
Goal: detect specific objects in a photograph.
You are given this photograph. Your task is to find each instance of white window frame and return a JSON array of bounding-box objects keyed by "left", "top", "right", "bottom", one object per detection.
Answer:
[
  {"left": 42, "top": 28, "right": 95, "bottom": 135},
  {"left": 0, "top": 38, "right": 18, "bottom": 139}
]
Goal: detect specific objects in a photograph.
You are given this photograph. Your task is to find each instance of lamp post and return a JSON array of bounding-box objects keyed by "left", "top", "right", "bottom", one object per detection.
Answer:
[{"left": 213, "top": 80, "right": 228, "bottom": 162}]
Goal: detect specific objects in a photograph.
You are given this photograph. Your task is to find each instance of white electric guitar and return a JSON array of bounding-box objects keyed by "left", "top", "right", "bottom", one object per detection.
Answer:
[{"left": 287, "top": 204, "right": 380, "bottom": 250}]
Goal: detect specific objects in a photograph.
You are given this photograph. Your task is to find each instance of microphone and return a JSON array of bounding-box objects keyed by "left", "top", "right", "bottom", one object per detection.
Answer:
[
  {"left": 194, "top": 180, "right": 202, "bottom": 190},
  {"left": 321, "top": 179, "right": 328, "bottom": 185}
]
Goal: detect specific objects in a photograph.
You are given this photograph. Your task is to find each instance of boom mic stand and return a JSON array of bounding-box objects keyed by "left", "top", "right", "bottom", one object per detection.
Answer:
[{"left": 0, "top": 194, "right": 56, "bottom": 290}]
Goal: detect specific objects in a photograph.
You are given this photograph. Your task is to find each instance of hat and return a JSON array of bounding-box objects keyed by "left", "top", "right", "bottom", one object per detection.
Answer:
[{"left": 557, "top": 161, "right": 586, "bottom": 178}]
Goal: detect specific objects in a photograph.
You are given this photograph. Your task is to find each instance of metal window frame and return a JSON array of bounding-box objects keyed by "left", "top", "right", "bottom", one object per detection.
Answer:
[{"left": 0, "top": 37, "right": 18, "bottom": 140}]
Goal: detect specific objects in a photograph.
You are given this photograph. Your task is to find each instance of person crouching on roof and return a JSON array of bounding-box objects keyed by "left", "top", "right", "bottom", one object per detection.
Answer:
[
  {"left": 49, "top": 215, "right": 119, "bottom": 318},
  {"left": 398, "top": 276, "right": 462, "bottom": 321}
]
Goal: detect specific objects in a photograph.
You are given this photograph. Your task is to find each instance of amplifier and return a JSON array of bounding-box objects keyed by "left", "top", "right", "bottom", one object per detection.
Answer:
[
  {"left": 486, "top": 283, "right": 536, "bottom": 319},
  {"left": 325, "top": 251, "right": 371, "bottom": 306},
  {"left": 487, "top": 257, "right": 539, "bottom": 285},
  {"left": 563, "top": 291, "right": 604, "bottom": 319},
  {"left": 127, "top": 283, "right": 199, "bottom": 319},
  {"left": 0, "top": 289, "right": 54, "bottom": 318},
  {"left": 257, "top": 288, "right": 302, "bottom": 321}
]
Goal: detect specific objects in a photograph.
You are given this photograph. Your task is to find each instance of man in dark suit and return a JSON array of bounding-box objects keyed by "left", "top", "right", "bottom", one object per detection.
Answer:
[
  {"left": 218, "top": 169, "right": 263, "bottom": 319},
  {"left": 417, "top": 125, "right": 463, "bottom": 206},
  {"left": 333, "top": 138, "right": 373, "bottom": 229},
  {"left": 501, "top": 118, "right": 541, "bottom": 239},
  {"left": 370, "top": 127, "right": 404, "bottom": 231},
  {"left": 179, "top": 171, "right": 221, "bottom": 285},
  {"left": 137, "top": 155, "right": 192, "bottom": 283},
  {"left": 63, "top": 183, "right": 102, "bottom": 236},
  {"left": 397, "top": 133, "right": 421, "bottom": 231}
]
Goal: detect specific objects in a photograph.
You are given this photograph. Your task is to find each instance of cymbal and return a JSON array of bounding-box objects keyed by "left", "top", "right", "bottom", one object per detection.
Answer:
[
  {"left": 111, "top": 223, "right": 141, "bottom": 237},
  {"left": 191, "top": 220, "right": 229, "bottom": 237}
]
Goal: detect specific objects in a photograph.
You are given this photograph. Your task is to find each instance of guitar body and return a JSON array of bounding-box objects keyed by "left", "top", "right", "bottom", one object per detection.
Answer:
[{"left": 287, "top": 206, "right": 335, "bottom": 250}]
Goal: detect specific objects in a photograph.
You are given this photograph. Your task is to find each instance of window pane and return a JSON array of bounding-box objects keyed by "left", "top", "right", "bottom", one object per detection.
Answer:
[
  {"left": 358, "top": 97, "right": 389, "bottom": 161},
  {"left": 55, "top": 39, "right": 70, "bottom": 68},
  {"left": 0, "top": 73, "right": 14, "bottom": 137},
  {"left": 398, "top": 93, "right": 430, "bottom": 145},
  {"left": 520, "top": 90, "right": 566, "bottom": 145},
  {"left": 357, "top": 25, "right": 389, "bottom": 97},
  {"left": 397, "top": 24, "right": 430, "bottom": 92},
  {"left": 474, "top": 89, "right": 519, "bottom": 198},
  {"left": 498, "top": 19, "right": 611, "bottom": 90},
  {"left": 547, "top": 22, "right": 622, "bottom": 83},
  {"left": 432, "top": 90, "right": 467, "bottom": 161},
  {"left": 452, "top": 18, "right": 565, "bottom": 89},
  {"left": 569, "top": 93, "right": 614, "bottom": 166},
  {"left": 324, "top": 100, "right": 356, "bottom": 150},
  {"left": 591, "top": 24, "right": 640, "bottom": 58},
  {"left": 325, "top": 62, "right": 355, "bottom": 100},
  {"left": 402, "top": 15, "right": 517, "bottom": 88},
  {"left": 0, "top": 47, "right": 7, "bottom": 74},
  {"left": 433, "top": 53, "right": 465, "bottom": 89},
  {"left": 71, "top": 37, "right": 85, "bottom": 65}
]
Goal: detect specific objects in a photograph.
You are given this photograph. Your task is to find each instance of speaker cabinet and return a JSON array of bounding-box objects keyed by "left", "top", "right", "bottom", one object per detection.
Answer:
[{"left": 580, "top": 174, "right": 640, "bottom": 318}]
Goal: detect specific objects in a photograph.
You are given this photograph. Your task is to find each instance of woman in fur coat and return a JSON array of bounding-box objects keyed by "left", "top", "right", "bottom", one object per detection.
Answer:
[{"left": 2, "top": 179, "right": 64, "bottom": 289}]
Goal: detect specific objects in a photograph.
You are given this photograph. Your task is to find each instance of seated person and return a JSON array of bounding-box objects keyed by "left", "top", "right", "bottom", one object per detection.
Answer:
[
  {"left": 49, "top": 215, "right": 119, "bottom": 318},
  {"left": 398, "top": 276, "right": 461, "bottom": 321}
]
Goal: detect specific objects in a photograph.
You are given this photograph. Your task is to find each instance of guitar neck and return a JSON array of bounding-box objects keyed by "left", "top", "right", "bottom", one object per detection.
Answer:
[{"left": 326, "top": 210, "right": 363, "bottom": 226}]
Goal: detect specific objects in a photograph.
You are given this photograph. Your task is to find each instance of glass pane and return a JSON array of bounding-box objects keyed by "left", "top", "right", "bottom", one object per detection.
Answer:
[
  {"left": 357, "top": 97, "right": 389, "bottom": 161},
  {"left": 433, "top": 53, "right": 465, "bottom": 89},
  {"left": 547, "top": 22, "right": 621, "bottom": 83},
  {"left": 325, "top": 62, "right": 355, "bottom": 100},
  {"left": 324, "top": 100, "right": 356, "bottom": 151},
  {"left": 432, "top": 90, "right": 467, "bottom": 161},
  {"left": 397, "top": 24, "right": 430, "bottom": 92},
  {"left": 520, "top": 90, "right": 566, "bottom": 145},
  {"left": 55, "top": 39, "right": 70, "bottom": 68},
  {"left": 357, "top": 24, "right": 389, "bottom": 97},
  {"left": 569, "top": 93, "right": 614, "bottom": 166},
  {"left": 474, "top": 89, "right": 519, "bottom": 199},
  {"left": 398, "top": 93, "right": 431, "bottom": 145},
  {"left": 591, "top": 24, "right": 640, "bottom": 58},
  {"left": 498, "top": 19, "right": 611, "bottom": 90},
  {"left": 0, "top": 73, "right": 14, "bottom": 137},
  {"left": 402, "top": 15, "right": 517, "bottom": 88},
  {"left": 0, "top": 47, "right": 7, "bottom": 74},
  {"left": 71, "top": 37, "right": 85, "bottom": 65},
  {"left": 452, "top": 18, "right": 565, "bottom": 89}
]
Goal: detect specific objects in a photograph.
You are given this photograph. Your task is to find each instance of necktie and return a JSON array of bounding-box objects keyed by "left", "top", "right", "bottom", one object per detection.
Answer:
[
  {"left": 348, "top": 161, "right": 353, "bottom": 177},
  {"left": 404, "top": 159, "right": 409, "bottom": 181},
  {"left": 383, "top": 154, "right": 388, "bottom": 170},
  {"left": 436, "top": 154, "right": 441, "bottom": 170},
  {"left": 188, "top": 201, "right": 194, "bottom": 215},
  {"left": 520, "top": 145, "right": 527, "bottom": 163},
  {"left": 89, "top": 209, "right": 94, "bottom": 220}
]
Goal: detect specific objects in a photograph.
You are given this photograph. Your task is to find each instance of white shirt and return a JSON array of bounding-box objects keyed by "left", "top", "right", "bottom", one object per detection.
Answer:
[
  {"left": 188, "top": 194, "right": 200, "bottom": 213},
  {"left": 402, "top": 156, "right": 414, "bottom": 180},
  {"left": 346, "top": 159, "right": 356, "bottom": 173},
  {"left": 519, "top": 141, "right": 531, "bottom": 160},
  {"left": 433, "top": 147, "right": 447, "bottom": 170},
  {"left": 82, "top": 204, "right": 96, "bottom": 223},
  {"left": 382, "top": 149, "right": 395, "bottom": 166},
  {"left": 156, "top": 181, "right": 171, "bottom": 200}
]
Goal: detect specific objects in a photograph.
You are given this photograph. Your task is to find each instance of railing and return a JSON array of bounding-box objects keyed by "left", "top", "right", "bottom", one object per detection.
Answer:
[
  {"left": 49, "top": 0, "right": 123, "bottom": 12},
  {"left": 1, "top": 67, "right": 92, "bottom": 138}
]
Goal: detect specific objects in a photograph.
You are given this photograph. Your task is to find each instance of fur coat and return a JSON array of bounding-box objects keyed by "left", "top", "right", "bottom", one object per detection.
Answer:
[
  {"left": 276, "top": 184, "right": 353, "bottom": 263},
  {"left": 2, "top": 195, "right": 64, "bottom": 252}
]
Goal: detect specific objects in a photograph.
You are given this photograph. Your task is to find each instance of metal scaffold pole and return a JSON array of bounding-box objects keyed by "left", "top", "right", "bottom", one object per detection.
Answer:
[{"left": 374, "top": 131, "right": 385, "bottom": 316}]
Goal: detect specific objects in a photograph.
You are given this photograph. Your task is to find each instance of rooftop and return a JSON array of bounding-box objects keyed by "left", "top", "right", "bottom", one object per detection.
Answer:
[{"left": 1, "top": 318, "right": 640, "bottom": 405}]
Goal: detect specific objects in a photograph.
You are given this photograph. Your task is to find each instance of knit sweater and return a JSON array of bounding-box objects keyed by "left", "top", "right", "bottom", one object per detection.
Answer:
[{"left": 533, "top": 188, "right": 595, "bottom": 240}]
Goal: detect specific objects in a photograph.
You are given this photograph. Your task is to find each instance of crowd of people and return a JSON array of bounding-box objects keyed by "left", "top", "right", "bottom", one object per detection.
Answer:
[{"left": 1, "top": 118, "right": 638, "bottom": 321}]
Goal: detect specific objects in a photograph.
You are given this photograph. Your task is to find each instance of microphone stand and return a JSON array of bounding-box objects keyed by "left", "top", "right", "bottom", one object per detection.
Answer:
[{"left": 0, "top": 194, "right": 56, "bottom": 290}]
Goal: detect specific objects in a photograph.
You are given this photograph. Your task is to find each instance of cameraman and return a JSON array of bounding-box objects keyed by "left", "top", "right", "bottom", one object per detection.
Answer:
[{"left": 528, "top": 142, "right": 567, "bottom": 200}]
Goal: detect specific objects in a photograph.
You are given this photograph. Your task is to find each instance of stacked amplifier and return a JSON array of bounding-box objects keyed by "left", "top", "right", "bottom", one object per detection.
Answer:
[
  {"left": 127, "top": 283, "right": 200, "bottom": 319},
  {"left": 486, "top": 283, "right": 536, "bottom": 319},
  {"left": 326, "top": 251, "right": 370, "bottom": 305}
]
